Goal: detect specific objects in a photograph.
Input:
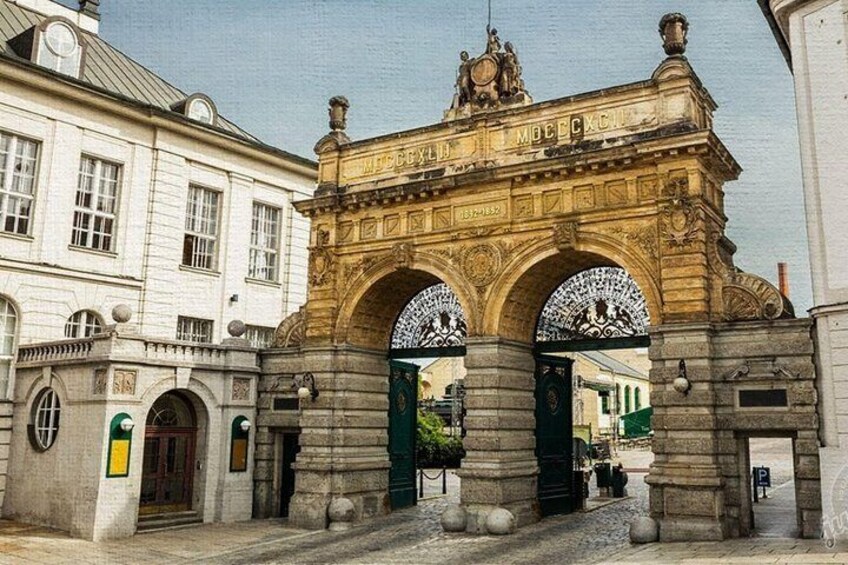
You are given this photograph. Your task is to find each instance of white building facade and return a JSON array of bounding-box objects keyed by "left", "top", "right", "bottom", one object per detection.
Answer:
[
  {"left": 0, "top": 0, "right": 314, "bottom": 538},
  {"left": 760, "top": 0, "right": 848, "bottom": 544}
]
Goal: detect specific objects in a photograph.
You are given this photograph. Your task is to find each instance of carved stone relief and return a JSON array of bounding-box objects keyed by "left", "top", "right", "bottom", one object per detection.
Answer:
[
  {"left": 552, "top": 222, "right": 579, "bottom": 251},
  {"left": 93, "top": 368, "right": 108, "bottom": 395},
  {"left": 461, "top": 243, "right": 502, "bottom": 287},
  {"left": 309, "top": 228, "right": 335, "bottom": 287},
  {"left": 232, "top": 378, "right": 251, "bottom": 401},
  {"left": 661, "top": 198, "right": 700, "bottom": 247},
  {"left": 274, "top": 307, "right": 306, "bottom": 348},
  {"left": 112, "top": 370, "right": 137, "bottom": 395}
]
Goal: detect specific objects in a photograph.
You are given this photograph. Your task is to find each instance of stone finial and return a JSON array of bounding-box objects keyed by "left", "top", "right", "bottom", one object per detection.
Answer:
[
  {"left": 659, "top": 13, "right": 689, "bottom": 57},
  {"left": 79, "top": 0, "right": 101, "bottom": 20},
  {"left": 227, "top": 319, "right": 247, "bottom": 338},
  {"left": 630, "top": 517, "right": 659, "bottom": 543},
  {"left": 328, "top": 96, "right": 350, "bottom": 132},
  {"left": 111, "top": 304, "right": 132, "bottom": 323}
]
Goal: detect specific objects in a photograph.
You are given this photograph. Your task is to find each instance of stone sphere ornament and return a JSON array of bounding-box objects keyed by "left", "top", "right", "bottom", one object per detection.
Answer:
[
  {"left": 485, "top": 507, "right": 516, "bottom": 535},
  {"left": 327, "top": 497, "right": 355, "bottom": 531},
  {"left": 629, "top": 516, "right": 659, "bottom": 543},
  {"left": 440, "top": 504, "right": 468, "bottom": 532},
  {"left": 111, "top": 304, "right": 132, "bottom": 323},
  {"left": 673, "top": 375, "right": 691, "bottom": 395},
  {"left": 227, "top": 319, "right": 246, "bottom": 338}
]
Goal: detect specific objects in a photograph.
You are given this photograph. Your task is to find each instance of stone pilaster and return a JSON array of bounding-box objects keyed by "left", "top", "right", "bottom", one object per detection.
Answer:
[
  {"left": 288, "top": 345, "right": 391, "bottom": 529},
  {"left": 457, "top": 337, "right": 538, "bottom": 532},
  {"left": 0, "top": 400, "right": 10, "bottom": 515},
  {"left": 646, "top": 323, "right": 728, "bottom": 541}
]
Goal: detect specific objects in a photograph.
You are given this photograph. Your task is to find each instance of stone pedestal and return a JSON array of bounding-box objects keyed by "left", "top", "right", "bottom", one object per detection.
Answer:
[
  {"left": 288, "top": 345, "right": 391, "bottom": 529},
  {"left": 457, "top": 338, "right": 539, "bottom": 531}
]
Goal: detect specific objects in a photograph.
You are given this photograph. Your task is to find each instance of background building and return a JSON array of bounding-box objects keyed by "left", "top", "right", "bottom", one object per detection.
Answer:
[
  {"left": 0, "top": 0, "right": 315, "bottom": 537},
  {"left": 759, "top": 0, "right": 848, "bottom": 543}
]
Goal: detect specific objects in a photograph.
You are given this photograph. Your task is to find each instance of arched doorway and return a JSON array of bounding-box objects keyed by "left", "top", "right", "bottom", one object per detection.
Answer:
[
  {"left": 139, "top": 391, "right": 198, "bottom": 516},
  {"left": 387, "top": 282, "right": 468, "bottom": 510},
  {"left": 531, "top": 265, "right": 652, "bottom": 517}
]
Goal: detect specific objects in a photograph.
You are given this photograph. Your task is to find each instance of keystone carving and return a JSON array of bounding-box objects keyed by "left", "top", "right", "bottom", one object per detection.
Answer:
[
  {"left": 392, "top": 242, "right": 414, "bottom": 270},
  {"left": 552, "top": 222, "right": 578, "bottom": 251}
]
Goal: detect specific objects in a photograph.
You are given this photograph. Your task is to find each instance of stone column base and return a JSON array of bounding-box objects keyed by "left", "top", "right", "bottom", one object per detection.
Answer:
[{"left": 289, "top": 492, "right": 331, "bottom": 530}]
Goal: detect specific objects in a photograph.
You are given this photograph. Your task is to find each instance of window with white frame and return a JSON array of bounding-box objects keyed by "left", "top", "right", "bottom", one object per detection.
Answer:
[
  {"left": 64, "top": 310, "right": 103, "bottom": 338},
  {"left": 0, "top": 296, "right": 18, "bottom": 393},
  {"left": 245, "top": 325, "right": 275, "bottom": 348},
  {"left": 72, "top": 157, "right": 120, "bottom": 251},
  {"left": 0, "top": 132, "right": 39, "bottom": 236},
  {"left": 182, "top": 186, "right": 219, "bottom": 270},
  {"left": 176, "top": 316, "right": 214, "bottom": 343},
  {"left": 31, "top": 387, "right": 60, "bottom": 451},
  {"left": 249, "top": 202, "right": 280, "bottom": 281}
]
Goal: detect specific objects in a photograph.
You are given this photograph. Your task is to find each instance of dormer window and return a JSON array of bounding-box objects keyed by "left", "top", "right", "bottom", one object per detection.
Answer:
[
  {"left": 38, "top": 20, "right": 83, "bottom": 77},
  {"left": 188, "top": 98, "right": 214, "bottom": 124},
  {"left": 8, "top": 17, "right": 86, "bottom": 79},
  {"left": 171, "top": 94, "right": 218, "bottom": 126}
]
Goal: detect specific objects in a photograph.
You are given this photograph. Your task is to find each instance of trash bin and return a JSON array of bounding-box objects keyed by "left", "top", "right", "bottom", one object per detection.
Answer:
[
  {"left": 594, "top": 462, "right": 611, "bottom": 489},
  {"left": 572, "top": 470, "right": 586, "bottom": 510},
  {"left": 611, "top": 465, "right": 629, "bottom": 498}
]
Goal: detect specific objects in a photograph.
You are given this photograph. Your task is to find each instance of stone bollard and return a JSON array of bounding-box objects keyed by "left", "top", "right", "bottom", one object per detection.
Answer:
[
  {"left": 629, "top": 517, "right": 659, "bottom": 543},
  {"left": 441, "top": 504, "right": 468, "bottom": 532},
  {"left": 485, "top": 508, "right": 516, "bottom": 535},
  {"left": 327, "top": 498, "right": 355, "bottom": 531}
]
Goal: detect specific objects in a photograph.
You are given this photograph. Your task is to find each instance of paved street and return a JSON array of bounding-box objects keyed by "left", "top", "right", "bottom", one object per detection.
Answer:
[{"left": 0, "top": 446, "right": 821, "bottom": 564}]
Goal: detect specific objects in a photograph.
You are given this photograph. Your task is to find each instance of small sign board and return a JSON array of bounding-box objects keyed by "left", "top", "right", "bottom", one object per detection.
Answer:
[{"left": 754, "top": 466, "right": 771, "bottom": 488}]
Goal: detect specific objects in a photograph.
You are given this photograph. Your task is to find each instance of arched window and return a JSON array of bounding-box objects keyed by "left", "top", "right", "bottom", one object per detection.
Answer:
[
  {"left": 30, "top": 387, "right": 61, "bottom": 451},
  {"left": 65, "top": 310, "right": 103, "bottom": 338},
  {"left": 634, "top": 387, "right": 642, "bottom": 411},
  {"left": 0, "top": 296, "right": 17, "bottom": 393},
  {"left": 615, "top": 384, "right": 621, "bottom": 414},
  {"left": 624, "top": 385, "right": 631, "bottom": 413}
]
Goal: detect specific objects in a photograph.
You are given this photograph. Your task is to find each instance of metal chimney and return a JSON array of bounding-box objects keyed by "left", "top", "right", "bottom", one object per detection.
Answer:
[{"left": 778, "top": 262, "right": 789, "bottom": 297}]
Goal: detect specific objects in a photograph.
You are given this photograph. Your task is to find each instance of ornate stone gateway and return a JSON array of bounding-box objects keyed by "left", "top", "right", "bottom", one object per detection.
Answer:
[{"left": 268, "top": 13, "right": 822, "bottom": 540}]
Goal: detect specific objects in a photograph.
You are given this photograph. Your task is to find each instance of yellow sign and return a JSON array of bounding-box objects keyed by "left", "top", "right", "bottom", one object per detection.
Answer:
[{"left": 109, "top": 439, "right": 130, "bottom": 477}]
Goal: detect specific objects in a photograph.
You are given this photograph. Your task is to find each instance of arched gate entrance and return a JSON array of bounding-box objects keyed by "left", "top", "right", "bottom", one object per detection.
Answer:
[{"left": 273, "top": 16, "right": 821, "bottom": 540}]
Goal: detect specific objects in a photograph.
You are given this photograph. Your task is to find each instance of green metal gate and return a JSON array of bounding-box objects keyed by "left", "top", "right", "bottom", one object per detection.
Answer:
[
  {"left": 388, "top": 360, "right": 418, "bottom": 510},
  {"left": 535, "top": 356, "right": 574, "bottom": 517}
]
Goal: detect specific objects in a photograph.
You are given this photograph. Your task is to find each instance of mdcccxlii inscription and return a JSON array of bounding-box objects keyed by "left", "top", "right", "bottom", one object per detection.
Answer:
[{"left": 361, "top": 141, "right": 453, "bottom": 176}]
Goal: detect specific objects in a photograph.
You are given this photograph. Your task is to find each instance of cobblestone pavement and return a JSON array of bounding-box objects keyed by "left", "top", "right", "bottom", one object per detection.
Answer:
[{"left": 0, "top": 446, "right": 817, "bottom": 564}]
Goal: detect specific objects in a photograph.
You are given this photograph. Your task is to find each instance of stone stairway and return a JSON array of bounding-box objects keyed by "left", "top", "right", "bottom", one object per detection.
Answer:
[{"left": 136, "top": 511, "right": 202, "bottom": 533}]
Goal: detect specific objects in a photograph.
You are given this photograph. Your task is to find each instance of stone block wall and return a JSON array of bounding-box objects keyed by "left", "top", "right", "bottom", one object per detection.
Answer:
[{"left": 647, "top": 318, "right": 821, "bottom": 540}]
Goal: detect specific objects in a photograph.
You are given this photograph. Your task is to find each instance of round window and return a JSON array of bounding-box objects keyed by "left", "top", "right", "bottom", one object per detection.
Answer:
[
  {"left": 31, "top": 388, "right": 61, "bottom": 451},
  {"left": 44, "top": 22, "right": 77, "bottom": 58},
  {"left": 188, "top": 98, "right": 213, "bottom": 124}
]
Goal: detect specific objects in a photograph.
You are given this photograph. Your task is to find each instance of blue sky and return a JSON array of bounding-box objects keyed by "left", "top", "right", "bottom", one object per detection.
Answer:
[{"left": 89, "top": 1, "right": 811, "bottom": 313}]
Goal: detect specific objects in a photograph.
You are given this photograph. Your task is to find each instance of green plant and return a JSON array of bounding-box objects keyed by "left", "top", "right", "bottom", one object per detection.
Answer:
[{"left": 417, "top": 410, "right": 465, "bottom": 468}]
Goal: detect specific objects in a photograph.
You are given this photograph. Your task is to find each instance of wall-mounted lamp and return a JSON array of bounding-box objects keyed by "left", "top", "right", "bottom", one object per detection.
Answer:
[
  {"left": 119, "top": 417, "right": 135, "bottom": 432},
  {"left": 673, "top": 359, "right": 691, "bottom": 395},
  {"left": 239, "top": 418, "right": 251, "bottom": 433},
  {"left": 230, "top": 294, "right": 239, "bottom": 303},
  {"left": 292, "top": 372, "right": 319, "bottom": 401}
]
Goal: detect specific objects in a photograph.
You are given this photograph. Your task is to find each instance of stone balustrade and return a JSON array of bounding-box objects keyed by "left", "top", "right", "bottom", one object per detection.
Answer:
[{"left": 17, "top": 337, "right": 97, "bottom": 365}]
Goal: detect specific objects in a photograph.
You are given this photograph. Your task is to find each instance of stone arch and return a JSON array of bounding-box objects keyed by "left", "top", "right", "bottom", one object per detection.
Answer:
[
  {"left": 335, "top": 253, "right": 477, "bottom": 350},
  {"left": 485, "top": 235, "right": 662, "bottom": 343}
]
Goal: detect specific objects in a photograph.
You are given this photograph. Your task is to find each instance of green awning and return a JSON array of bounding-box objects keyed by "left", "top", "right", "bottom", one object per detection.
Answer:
[{"left": 620, "top": 406, "right": 653, "bottom": 438}]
